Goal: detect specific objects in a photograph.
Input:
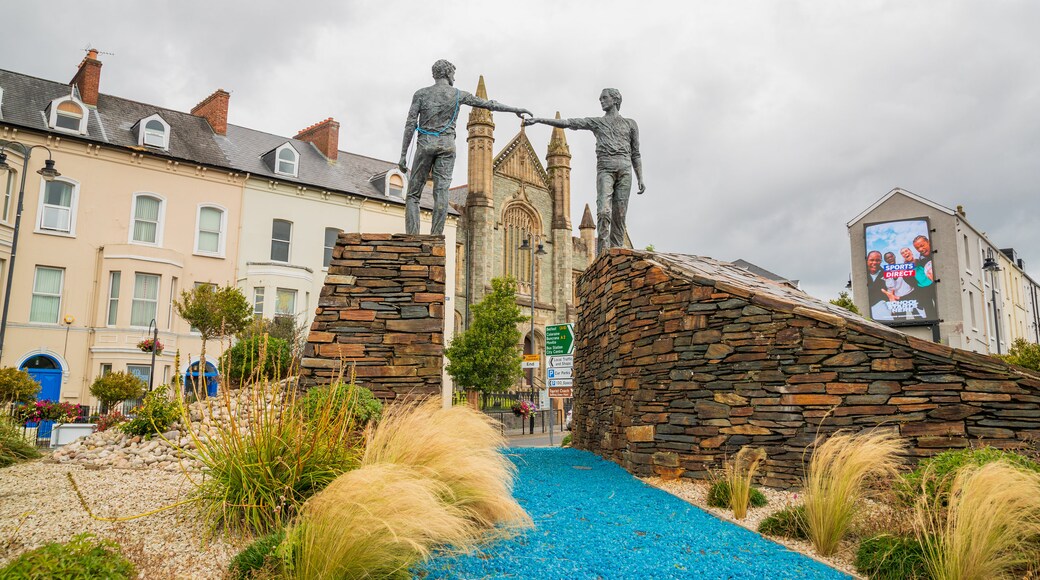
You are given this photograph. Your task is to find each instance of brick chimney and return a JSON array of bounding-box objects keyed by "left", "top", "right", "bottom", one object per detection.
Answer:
[
  {"left": 191, "top": 89, "right": 231, "bottom": 136},
  {"left": 294, "top": 118, "right": 340, "bottom": 161},
  {"left": 70, "top": 49, "right": 102, "bottom": 107}
]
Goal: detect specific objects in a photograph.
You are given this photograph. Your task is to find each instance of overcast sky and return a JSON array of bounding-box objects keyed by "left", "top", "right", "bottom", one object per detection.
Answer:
[{"left": 3, "top": 1, "right": 1038, "bottom": 300}]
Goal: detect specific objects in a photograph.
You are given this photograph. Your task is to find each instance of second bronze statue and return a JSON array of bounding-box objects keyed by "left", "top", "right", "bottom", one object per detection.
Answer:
[{"left": 399, "top": 59, "right": 531, "bottom": 236}]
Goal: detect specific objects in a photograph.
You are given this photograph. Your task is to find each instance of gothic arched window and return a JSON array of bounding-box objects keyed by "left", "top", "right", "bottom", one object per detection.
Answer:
[{"left": 503, "top": 204, "right": 540, "bottom": 295}]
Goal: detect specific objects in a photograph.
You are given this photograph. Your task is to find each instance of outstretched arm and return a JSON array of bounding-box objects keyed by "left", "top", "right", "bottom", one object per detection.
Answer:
[
  {"left": 399, "top": 93, "right": 421, "bottom": 172},
  {"left": 462, "top": 93, "right": 532, "bottom": 119},
  {"left": 631, "top": 120, "right": 645, "bottom": 195},
  {"left": 522, "top": 117, "right": 576, "bottom": 129}
]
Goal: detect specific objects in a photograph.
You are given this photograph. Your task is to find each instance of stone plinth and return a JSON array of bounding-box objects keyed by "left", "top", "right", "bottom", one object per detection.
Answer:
[
  {"left": 573, "top": 250, "right": 1040, "bottom": 488},
  {"left": 299, "top": 233, "right": 445, "bottom": 400}
]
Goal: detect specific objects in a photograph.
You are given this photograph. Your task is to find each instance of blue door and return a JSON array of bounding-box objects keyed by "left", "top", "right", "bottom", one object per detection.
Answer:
[
  {"left": 21, "top": 355, "right": 63, "bottom": 401},
  {"left": 185, "top": 361, "right": 219, "bottom": 397}
]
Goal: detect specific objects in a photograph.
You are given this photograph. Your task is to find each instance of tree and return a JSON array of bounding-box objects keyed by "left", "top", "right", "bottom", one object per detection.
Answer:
[
  {"left": 89, "top": 371, "right": 145, "bottom": 412},
  {"left": 0, "top": 367, "right": 40, "bottom": 405},
  {"left": 174, "top": 284, "right": 252, "bottom": 389},
  {"left": 1000, "top": 338, "right": 1040, "bottom": 372},
  {"left": 445, "top": 277, "right": 528, "bottom": 395},
  {"left": 829, "top": 291, "right": 860, "bottom": 315}
]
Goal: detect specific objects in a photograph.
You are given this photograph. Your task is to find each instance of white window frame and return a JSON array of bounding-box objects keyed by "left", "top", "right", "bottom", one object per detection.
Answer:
[
  {"left": 138, "top": 114, "right": 170, "bottom": 150},
  {"left": 128, "top": 192, "right": 166, "bottom": 246},
  {"left": 29, "top": 266, "right": 64, "bottom": 324},
  {"left": 130, "top": 272, "right": 161, "bottom": 328},
  {"left": 34, "top": 176, "right": 80, "bottom": 237},
  {"left": 275, "top": 287, "right": 297, "bottom": 317},
  {"left": 2, "top": 167, "right": 15, "bottom": 223},
  {"left": 271, "top": 219, "right": 293, "bottom": 263},
  {"left": 107, "top": 271, "right": 121, "bottom": 327},
  {"left": 386, "top": 169, "right": 406, "bottom": 199},
  {"left": 253, "top": 287, "right": 265, "bottom": 317},
  {"left": 323, "top": 227, "right": 342, "bottom": 269},
  {"left": 193, "top": 204, "right": 227, "bottom": 257},
  {"left": 274, "top": 143, "right": 299, "bottom": 177},
  {"left": 48, "top": 96, "right": 89, "bottom": 134}
]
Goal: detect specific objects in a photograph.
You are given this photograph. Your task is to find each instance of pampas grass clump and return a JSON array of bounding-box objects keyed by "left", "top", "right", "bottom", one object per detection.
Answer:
[
  {"left": 802, "top": 429, "right": 905, "bottom": 556},
  {"left": 362, "top": 397, "right": 531, "bottom": 531},
  {"left": 289, "top": 463, "right": 480, "bottom": 579},
  {"left": 727, "top": 447, "right": 766, "bottom": 520},
  {"left": 914, "top": 460, "right": 1040, "bottom": 580}
]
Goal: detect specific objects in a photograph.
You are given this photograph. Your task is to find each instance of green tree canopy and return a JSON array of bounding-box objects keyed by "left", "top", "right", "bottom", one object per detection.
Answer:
[
  {"left": 445, "top": 277, "right": 528, "bottom": 394},
  {"left": 0, "top": 367, "right": 40, "bottom": 405},
  {"left": 1000, "top": 338, "right": 1040, "bottom": 372},
  {"left": 829, "top": 291, "right": 860, "bottom": 315},
  {"left": 174, "top": 284, "right": 252, "bottom": 379}
]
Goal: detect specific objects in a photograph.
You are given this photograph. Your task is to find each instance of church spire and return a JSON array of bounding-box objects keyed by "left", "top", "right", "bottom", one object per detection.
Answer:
[
  {"left": 468, "top": 75, "right": 493, "bottom": 125},
  {"left": 547, "top": 111, "right": 570, "bottom": 157}
]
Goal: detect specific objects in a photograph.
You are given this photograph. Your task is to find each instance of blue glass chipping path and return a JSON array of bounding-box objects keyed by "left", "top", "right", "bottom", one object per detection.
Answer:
[{"left": 420, "top": 447, "right": 848, "bottom": 579}]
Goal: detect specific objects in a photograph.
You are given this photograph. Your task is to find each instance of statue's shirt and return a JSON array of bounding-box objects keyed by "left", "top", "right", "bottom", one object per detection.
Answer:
[
  {"left": 412, "top": 86, "right": 497, "bottom": 140},
  {"left": 567, "top": 115, "right": 641, "bottom": 167}
]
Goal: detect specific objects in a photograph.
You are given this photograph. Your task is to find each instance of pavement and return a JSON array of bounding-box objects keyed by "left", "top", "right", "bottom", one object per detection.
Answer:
[{"left": 507, "top": 430, "right": 567, "bottom": 448}]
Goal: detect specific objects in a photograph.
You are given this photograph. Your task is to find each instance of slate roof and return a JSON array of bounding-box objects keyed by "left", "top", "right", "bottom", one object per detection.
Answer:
[
  {"left": 0, "top": 67, "right": 445, "bottom": 212},
  {"left": 731, "top": 258, "right": 800, "bottom": 289}
]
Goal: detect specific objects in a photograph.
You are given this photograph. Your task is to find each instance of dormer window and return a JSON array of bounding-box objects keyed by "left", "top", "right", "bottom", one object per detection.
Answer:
[
  {"left": 275, "top": 144, "right": 299, "bottom": 177},
  {"left": 137, "top": 114, "right": 170, "bottom": 149},
  {"left": 48, "top": 97, "right": 88, "bottom": 134},
  {"left": 388, "top": 172, "right": 405, "bottom": 199}
]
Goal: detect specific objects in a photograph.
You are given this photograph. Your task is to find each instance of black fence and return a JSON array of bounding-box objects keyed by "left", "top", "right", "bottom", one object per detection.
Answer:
[{"left": 5, "top": 398, "right": 145, "bottom": 448}]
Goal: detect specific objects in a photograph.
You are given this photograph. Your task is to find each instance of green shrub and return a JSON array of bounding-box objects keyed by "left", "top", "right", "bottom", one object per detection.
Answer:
[
  {"left": 89, "top": 371, "right": 145, "bottom": 409},
  {"left": 999, "top": 337, "right": 1040, "bottom": 371},
  {"left": 221, "top": 335, "right": 293, "bottom": 385},
  {"left": 561, "top": 433, "right": 572, "bottom": 447},
  {"left": 706, "top": 479, "right": 768, "bottom": 510},
  {"left": 855, "top": 534, "right": 928, "bottom": 579},
  {"left": 758, "top": 505, "right": 808, "bottom": 539},
  {"left": 0, "top": 367, "right": 40, "bottom": 404},
  {"left": 0, "top": 417, "right": 40, "bottom": 468},
  {"left": 0, "top": 533, "right": 136, "bottom": 579},
  {"left": 900, "top": 446, "right": 1040, "bottom": 503},
  {"left": 120, "top": 386, "right": 180, "bottom": 437},
  {"left": 299, "top": 382, "right": 382, "bottom": 425},
  {"left": 229, "top": 530, "right": 286, "bottom": 579}
]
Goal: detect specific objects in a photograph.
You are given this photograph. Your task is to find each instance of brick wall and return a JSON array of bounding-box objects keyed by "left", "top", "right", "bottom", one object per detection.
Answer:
[
  {"left": 299, "top": 233, "right": 445, "bottom": 400},
  {"left": 573, "top": 250, "right": 1040, "bottom": 488}
]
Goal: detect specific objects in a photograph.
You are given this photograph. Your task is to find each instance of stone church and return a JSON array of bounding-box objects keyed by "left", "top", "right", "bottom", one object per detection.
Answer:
[{"left": 449, "top": 77, "right": 600, "bottom": 388}]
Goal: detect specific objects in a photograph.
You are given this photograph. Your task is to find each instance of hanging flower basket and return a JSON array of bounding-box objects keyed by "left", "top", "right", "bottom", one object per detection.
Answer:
[
  {"left": 137, "top": 338, "right": 164, "bottom": 355},
  {"left": 511, "top": 400, "right": 536, "bottom": 418}
]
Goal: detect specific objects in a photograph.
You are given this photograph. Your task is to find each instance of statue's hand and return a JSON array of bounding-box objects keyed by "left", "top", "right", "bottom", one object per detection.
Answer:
[
  {"left": 515, "top": 108, "right": 533, "bottom": 119},
  {"left": 398, "top": 156, "right": 408, "bottom": 174},
  {"left": 637, "top": 181, "right": 646, "bottom": 195},
  {"left": 522, "top": 117, "right": 539, "bottom": 127}
]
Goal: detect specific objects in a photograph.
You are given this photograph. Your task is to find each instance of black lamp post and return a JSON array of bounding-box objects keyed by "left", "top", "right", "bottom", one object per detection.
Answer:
[
  {"left": 146, "top": 318, "right": 159, "bottom": 392},
  {"left": 983, "top": 249, "right": 1002, "bottom": 355},
  {"left": 519, "top": 237, "right": 547, "bottom": 434},
  {"left": 0, "top": 142, "right": 61, "bottom": 360}
]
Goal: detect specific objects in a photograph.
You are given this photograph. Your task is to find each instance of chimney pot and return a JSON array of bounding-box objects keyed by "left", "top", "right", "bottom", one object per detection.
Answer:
[{"left": 71, "top": 50, "right": 103, "bottom": 107}]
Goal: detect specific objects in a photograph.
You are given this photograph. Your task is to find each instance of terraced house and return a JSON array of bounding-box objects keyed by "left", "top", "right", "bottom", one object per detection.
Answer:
[{"left": 0, "top": 51, "right": 456, "bottom": 405}]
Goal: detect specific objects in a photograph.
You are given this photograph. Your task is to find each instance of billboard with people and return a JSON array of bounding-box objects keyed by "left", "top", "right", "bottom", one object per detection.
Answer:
[{"left": 862, "top": 218, "right": 937, "bottom": 323}]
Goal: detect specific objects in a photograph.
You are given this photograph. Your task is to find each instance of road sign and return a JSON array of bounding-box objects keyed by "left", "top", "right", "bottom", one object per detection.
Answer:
[
  {"left": 547, "top": 355, "right": 573, "bottom": 368},
  {"left": 521, "top": 354, "right": 540, "bottom": 369},
  {"left": 549, "top": 378, "right": 573, "bottom": 387},
  {"left": 547, "top": 367, "right": 573, "bottom": 379},
  {"left": 548, "top": 387, "right": 573, "bottom": 398},
  {"left": 545, "top": 323, "right": 575, "bottom": 356}
]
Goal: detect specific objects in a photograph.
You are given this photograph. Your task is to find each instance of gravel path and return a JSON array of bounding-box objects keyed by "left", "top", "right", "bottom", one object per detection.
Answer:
[
  {"left": 0, "top": 460, "right": 238, "bottom": 578},
  {"left": 421, "top": 448, "right": 850, "bottom": 579}
]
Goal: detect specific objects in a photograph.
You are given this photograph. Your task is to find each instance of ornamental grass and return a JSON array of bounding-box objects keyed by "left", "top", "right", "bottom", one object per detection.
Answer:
[
  {"left": 726, "top": 446, "right": 767, "bottom": 520},
  {"left": 801, "top": 429, "right": 905, "bottom": 556},
  {"left": 913, "top": 460, "right": 1040, "bottom": 580}
]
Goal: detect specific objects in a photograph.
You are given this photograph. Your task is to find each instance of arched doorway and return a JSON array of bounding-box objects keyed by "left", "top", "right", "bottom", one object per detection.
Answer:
[
  {"left": 184, "top": 360, "right": 219, "bottom": 398},
  {"left": 20, "top": 354, "right": 62, "bottom": 401}
]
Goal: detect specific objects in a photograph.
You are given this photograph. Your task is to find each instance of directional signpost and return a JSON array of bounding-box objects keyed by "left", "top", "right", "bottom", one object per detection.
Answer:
[
  {"left": 544, "top": 323, "right": 576, "bottom": 446},
  {"left": 521, "top": 354, "right": 540, "bottom": 369}
]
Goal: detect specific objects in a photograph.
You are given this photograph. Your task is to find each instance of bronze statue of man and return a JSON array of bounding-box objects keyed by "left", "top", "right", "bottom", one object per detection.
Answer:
[
  {"left": 400, "top": 59, "right": 531, "bottom": 235},
  {"left": 524, "top": 89, "right": 645, "bottom": 255}
]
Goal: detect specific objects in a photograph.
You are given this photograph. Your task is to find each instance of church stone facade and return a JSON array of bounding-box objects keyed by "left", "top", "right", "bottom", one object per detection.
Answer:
[{"left": 450, "top": 77, "right": 598, "bottom": 388}]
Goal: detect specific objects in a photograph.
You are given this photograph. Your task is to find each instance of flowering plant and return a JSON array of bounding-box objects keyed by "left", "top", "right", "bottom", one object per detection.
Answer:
[
  {"left": 511, "top": 400, "right": 536, "bottom": 418},
  {"left": 95, "top": 410, "right": 127, "bottom": 432},
  {"left": 137, "top": 338, "right": 164, "bottom": 354},
  {"left": 15, "top": 400, "right": 82, "bottom": 423}
]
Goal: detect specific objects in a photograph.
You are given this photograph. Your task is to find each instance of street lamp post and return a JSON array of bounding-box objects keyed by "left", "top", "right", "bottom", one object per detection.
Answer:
[
  {"left": 983, "top": 249, "right": 1003, "bottom": 355},
  {"left": 519, "top": 237, "right": 547, "bottom": 436},
  {"left": 146, "top": 319, "right": 159, "bottom": 392},
  {"left": 0, "top": 142, "right": 61, "bottom": 360}
]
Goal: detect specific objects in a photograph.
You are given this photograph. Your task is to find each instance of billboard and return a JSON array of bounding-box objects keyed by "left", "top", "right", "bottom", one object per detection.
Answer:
[{"left": 862, "top": 218, "right": 937, "bottom": 323}]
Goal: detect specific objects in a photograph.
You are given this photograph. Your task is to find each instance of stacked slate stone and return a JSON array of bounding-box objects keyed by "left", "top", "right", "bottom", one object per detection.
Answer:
[
  {"left": 299, "top": 233, "right": 445, "bottom": 401},
  {"left": 573, "top": 249, "right": 1040, "bottom": 488}
]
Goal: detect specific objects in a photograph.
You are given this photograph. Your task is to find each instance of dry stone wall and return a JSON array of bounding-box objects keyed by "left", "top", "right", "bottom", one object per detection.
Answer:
[
  {"left": 573, "top": 250, "right": 1040, "bottom": 488},
  {"left": 299, "top": 233, "right": 445, "bottom": 400}
]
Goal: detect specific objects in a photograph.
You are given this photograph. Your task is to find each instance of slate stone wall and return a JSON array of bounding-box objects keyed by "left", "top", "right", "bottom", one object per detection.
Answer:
[
  {"left": 299, "top": 233, "right": 445, "bottom": 400},
  {"left": 573, "top": 250, "right": 1040, "bottom": 488}
]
